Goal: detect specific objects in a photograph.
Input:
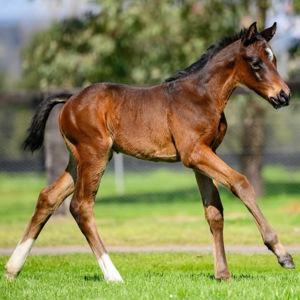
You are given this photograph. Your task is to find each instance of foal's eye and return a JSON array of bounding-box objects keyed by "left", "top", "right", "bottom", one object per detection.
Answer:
[
  {"left": 252, "top": 63, "right": 262, "bottom": 71},
  {"left": 249, "top": 57, "right": 263, "bottom": 71}
]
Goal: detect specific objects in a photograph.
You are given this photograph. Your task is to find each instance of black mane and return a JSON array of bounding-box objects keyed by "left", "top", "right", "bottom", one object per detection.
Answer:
[{"left": 164, "top": 28, "right": 249, "bottom": 82}]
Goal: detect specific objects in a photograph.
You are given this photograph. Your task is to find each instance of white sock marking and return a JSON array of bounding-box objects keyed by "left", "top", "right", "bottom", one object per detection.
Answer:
[
  {"left": 98, "top": 253, "right": 123, "bottom": 282},
  {"left": 5, "top": 238, "right": 35, "bottom": 279}
]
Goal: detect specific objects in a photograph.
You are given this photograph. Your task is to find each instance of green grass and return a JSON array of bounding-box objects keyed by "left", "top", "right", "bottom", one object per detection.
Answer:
[
  {"left": 0, "top": 167, "right": 299, "bottom": 248},
  {"left": 1, "top": 167, "right": 299, "bottom": 299},
  {"left": 1, "top": 253, "right": 300, "bottom": 300}
]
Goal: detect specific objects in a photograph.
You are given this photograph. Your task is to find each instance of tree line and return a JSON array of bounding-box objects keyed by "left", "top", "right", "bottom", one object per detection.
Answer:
[{"left": 6, "top": 0, "right": 300, "bottom": 198}]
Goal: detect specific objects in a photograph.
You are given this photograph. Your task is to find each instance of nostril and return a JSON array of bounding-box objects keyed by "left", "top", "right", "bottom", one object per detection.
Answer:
[
  {"left": 279, "top": 90, "right": 286, "bottom": 98},
  {"left": 279, "top": 90, "right": 289, "bottom": 103},
  {"left": 278, "top": 91, "right": 290, "bottom": 107}
]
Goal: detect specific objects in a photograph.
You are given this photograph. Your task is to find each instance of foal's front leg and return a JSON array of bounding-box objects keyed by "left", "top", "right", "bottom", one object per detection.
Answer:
[
  {"left": 183, "top": 145, "right": 294, "bottom": 269},
  {"left": 194, "top": 171, "right": 230, "bottom": 280},
  {"left": 69, "top": 143, "right": 123, "bottom": 283}
]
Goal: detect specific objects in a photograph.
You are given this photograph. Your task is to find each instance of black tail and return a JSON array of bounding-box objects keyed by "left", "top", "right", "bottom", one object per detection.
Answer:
[{"left": 23, "top": 93, "right": 73, "bottom": 152}]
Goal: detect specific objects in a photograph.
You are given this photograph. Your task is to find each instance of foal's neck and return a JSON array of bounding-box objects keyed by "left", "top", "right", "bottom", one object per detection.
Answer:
[{"left": 197, "top": 40, "right": 241, "bottom": 111}]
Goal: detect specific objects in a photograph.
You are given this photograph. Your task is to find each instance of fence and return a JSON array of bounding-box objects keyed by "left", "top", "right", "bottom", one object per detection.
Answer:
[{"left": 1, "top": 82, "right": 300, "bottom": 182}]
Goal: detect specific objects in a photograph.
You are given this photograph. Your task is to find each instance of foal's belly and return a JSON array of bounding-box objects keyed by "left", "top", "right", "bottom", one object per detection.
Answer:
[
  {"left": 112, "top": 129, "right": 179, "bottom": 163},
  {"left": 113, "top": 139, "right": 179, "bottom": 162}
]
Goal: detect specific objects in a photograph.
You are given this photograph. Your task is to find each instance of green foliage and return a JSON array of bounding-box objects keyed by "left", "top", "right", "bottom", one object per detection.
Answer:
[
  {"left": 0, "top": 106, "right": 34, "bottom": 159},
  {"left": 20, "top": 0, "right": 247, "bottom": 89},
  {"left": 294, "top": 1, "right": 300, "bottom": 14},
  {"left": 1, "top": 253, "right": 300, "bottom": 299}
]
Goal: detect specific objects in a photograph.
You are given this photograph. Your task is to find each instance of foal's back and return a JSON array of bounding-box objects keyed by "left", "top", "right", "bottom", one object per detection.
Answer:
[{"left": 60, "top": 82, "right": 179, "bottom": 161}]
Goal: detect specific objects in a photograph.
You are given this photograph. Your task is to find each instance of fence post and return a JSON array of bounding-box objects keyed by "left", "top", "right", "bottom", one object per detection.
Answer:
[
  {"left": 114, "top": 153, "right": 125, "bottom": 195},
  {"left": 44, "top": 104, "right": 70, "bottom": 215}
]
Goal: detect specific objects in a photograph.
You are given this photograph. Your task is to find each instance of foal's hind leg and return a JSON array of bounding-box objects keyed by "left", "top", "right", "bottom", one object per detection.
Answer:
[
  {"left": 69, "top": 142, "right": 123, "bottom": 282},
  {"left": 194, "top": 171, "right": 230, "bottom": 280},
  {"left": 5, "top": 156, "right": 76, "bottom": 280}
]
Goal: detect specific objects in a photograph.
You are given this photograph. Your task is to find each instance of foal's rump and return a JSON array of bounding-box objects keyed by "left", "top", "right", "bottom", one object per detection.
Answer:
[{"left": 59, "top": 82, "right": 179, "bottom": 162}]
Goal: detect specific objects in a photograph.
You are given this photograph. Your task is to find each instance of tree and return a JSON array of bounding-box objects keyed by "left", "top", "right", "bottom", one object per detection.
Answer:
[
  {"left": 241, "top": 98, "right": 266, "bottom": 197},
  {"left": 240, "top": 0, "right": 270, "bottom": 197},
  {"left": 20, "top": 0, "right": 247, "bottom": 89},
  {"left": 20, "top": 0, "right": 250, "bottom": 214}
]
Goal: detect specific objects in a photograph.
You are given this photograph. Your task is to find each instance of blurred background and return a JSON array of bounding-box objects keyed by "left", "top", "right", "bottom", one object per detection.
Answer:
[{"left": 0, "top": 0, "right": 300, "bottom": 219}]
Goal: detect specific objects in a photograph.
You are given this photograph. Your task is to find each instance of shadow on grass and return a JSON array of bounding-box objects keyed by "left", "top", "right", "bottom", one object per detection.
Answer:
[
  {"left": 198, "top": 273, "right": 258, "bottom": 281},
  {"left": 82, "top": 272, "right": 258, "bottom": 283},
  {"left": 264, "top": 181, "right": 300, "bottom": 196},
  {"left": 231, "top": 273, "right": 257, "bottom": 280},
  {"left": 198, "top": 273, "right": 215, "bottom": 281},
  {"left": 84, "top": 275, "right": 102, "bottom": 282},
  {"left": 193, "top": 273, "right": 258, "bottom": 281},
  {"left": 95, "top": 177, "right": 299, "bottom": 205},
  {"left": 96, "top": 188, "right": 199, "bottom": 205}
]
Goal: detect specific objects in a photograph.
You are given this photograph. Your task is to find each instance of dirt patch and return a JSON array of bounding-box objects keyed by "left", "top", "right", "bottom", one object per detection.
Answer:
[
  {"left": 225, "top": 212, "right": 248, "bottom": 220},
  {"left": 155, "top": 215, "right": 201, "bottom": 223},
  {"left": 283, "top": 202, "right": 300, "bottom": 214}
]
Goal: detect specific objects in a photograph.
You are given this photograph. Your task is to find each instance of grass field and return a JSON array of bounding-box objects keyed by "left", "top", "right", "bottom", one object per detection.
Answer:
[
  {"left": 0, "top": 167, "right": 299, "bottom": 299},
  {"left": 0, "top": 167, "right": 299, "bottom": 248},
  {"left": 1, "top": 253, "right": 300, "bottom": 300}
]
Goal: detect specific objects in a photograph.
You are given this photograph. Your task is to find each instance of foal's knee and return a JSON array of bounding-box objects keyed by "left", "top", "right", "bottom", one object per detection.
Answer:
[
  {"left": 205, "top": 206, "right": 224, "bottom": 231},
  {"left": 231, "top": 175, "right": 255, "bottom": 201},
  {"left": 69, "top": 198, "right": 80, "bottom": 222},
  {"left": 36, "top": 187, "right": 57, "bottom": 213},
  {"left": 69, "top": 198, "right": 91, "bottom": 225}
]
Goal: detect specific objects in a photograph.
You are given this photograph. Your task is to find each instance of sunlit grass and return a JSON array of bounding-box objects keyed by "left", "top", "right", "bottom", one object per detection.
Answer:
[
  {"left": 1, "top": 253, "right": 300, "bottom": 300},
  {"left": 1, "top": 168, "right": 299, "bottom": 299}
]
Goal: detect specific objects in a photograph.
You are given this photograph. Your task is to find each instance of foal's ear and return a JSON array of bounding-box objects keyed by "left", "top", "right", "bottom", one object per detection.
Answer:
[
  {"left": 260, "top": 22, "right": 277, "bottom": 42},
  {"left": 242, "top": 22, "right": 258, "bottom": 46}
]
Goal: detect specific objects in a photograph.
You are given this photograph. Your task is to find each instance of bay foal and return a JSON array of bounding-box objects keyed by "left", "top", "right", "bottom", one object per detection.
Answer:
[{"left": 6, "top": 22, "right": 294, "bottom": 282}]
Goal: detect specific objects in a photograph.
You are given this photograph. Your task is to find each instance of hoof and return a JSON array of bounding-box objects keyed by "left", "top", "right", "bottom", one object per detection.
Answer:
[
  {"left": 5, "top": 271, "right": 17, "bottom": 281},
  {"left": 215, "top": 271, "right": 231, "bottom": 281},
  {"left": 106, "top": 277, "right": 124, "bottom": 283},
  {"left": 279, "top": 259, "right": 295, "bottom": 269},
  {"left": 216, "top": 276, "right": 231, "bottom": 281},
  {"left": 278, "top": 255, "right": 295, "bottom": 269}
]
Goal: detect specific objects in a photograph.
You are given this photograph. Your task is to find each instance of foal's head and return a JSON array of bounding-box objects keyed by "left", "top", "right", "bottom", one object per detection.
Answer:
[{"left": 238, "top": 22, "right": 290, "bottom": 109}]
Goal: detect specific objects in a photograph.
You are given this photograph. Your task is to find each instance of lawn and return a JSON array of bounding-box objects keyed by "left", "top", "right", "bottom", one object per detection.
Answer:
[
  {"left": 0, "top": 167, "right": 299, "bottom": 299},
  {"left": 1, "top": 253, "right": 300, "bottom": 300},
  {"left": 0, "top": 167, "right": 299, "bottom": 248}
]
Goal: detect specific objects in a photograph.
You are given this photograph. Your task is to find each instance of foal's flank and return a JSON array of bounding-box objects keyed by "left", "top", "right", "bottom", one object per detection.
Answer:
[{"left": 6, "top": 22, "right": 294, "bottom": 283}]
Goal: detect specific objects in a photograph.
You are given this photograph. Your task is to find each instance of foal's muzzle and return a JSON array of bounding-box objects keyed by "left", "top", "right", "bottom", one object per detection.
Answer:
[{"left": 269, "top": 90, "right": 290, "bottom": 109}]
